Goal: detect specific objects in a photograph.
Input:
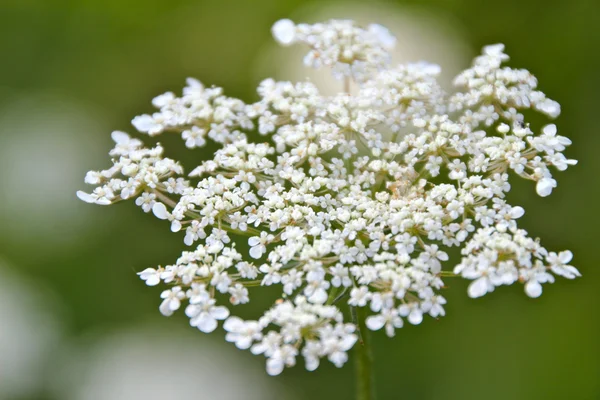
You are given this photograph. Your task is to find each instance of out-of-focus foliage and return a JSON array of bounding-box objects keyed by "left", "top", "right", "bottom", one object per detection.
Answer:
[{"left": 0, "top": 0, "right": 597, "bottom": 399}]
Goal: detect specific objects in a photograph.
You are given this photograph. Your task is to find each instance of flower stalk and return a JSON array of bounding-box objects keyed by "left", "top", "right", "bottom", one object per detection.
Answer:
[{"left": 355, "top": 307, "right": 375, "bottom": 400}]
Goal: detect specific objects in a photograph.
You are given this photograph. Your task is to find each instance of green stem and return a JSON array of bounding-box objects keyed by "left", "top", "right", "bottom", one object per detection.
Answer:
[{"left": 355, "top": 307, "right": 375, "bottom": 400}]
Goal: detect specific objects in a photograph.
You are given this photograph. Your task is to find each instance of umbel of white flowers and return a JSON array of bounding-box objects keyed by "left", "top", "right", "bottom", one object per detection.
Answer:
[{"left": 78, "top": 19, "right": 579, "bottom": 376}]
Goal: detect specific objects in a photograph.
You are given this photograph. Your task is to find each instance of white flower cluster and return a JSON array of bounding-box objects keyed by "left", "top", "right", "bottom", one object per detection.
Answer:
[
  {"left": 78, "top": 19, "right": 579, "bottom": 375},
  {"left": 272, "top": 18, "right": 396, "bottom": 81}
]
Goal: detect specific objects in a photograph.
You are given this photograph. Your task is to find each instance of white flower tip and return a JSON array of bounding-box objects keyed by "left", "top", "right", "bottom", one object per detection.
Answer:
[
  {"left": 308, "top": 290, "right": 328, "bottom": 304},
  {"left": 542, "top": 124, "right": 557, "bottom": 136},
  {"left": 152, "top": 92, "right": 175, "bottom": 108},
  {"left": 223, "top": 316, "right": 242, "bottom": 331},
  {"left": 539, "top": 100, "right": 561, "bottom": 118},
  {"left": 483, "top": 43, "right": 505, "bottom": 56},
  {"left": 198, "top": 317, "right": 218, "bottom": 333},
  {"left": 186, "top": 77, "right": 203, "bottom": 89},
  {"left": 132, "top": 114, "right": 160, "bottom": 134},
  {"left": 249, "top": 246, "right": 264, "bottom": 259},
  {"left": 467, "top": 278, "right": 489, "bottom": 298},
  {"left": 408, "top": 311, "right": 423, "bottom": 325},
  {"left": 111, "top": 130, "right": 130, "bottom": 144},
  {"left": 76, "top": 190, "right": 95, "bottom": 204},
  {"left": 536, "top": 178, "right": 556, "bottom": 197},
  {"left": 497, "top": 123, "right": 510, "bottom": 134},
  {"left": 266, "top": 359, "right": 284, "bottom": 376},
  {"left": 138, "top": 268, "right": 160, "bottom": 286},
  {"left": 171, "top": 220, "right": 182, "bottom": 232},
  {"left": 560, "top": 250, "right": 573, "bottom": 263},
  {"left": 159, "top": 301, "right": 175, "bottom": 317},
  {"left": 184, "top": 78, "right": 204, "bottom": 96},
  {"left": 365, "top": 315, "right": 385, "bottom": 331},
  {"left": 525, "top": 281, "right": 543, "bottom": 298},
  {"left": 510, "top": 206, "right": 525, "bottom": 219},
  {"left": 272, "top": 19, "right": 296, "bottom": 46},
  {"left": 152, "top": 202, "right": 169, "bottom": 220}
]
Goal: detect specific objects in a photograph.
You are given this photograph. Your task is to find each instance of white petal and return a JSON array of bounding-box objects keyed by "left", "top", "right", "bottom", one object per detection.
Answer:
[
  {"left": 145, "top": 276, "right": 160, "bottom": 286},
  {"left": 138, "top": 268, "right": 160, "bottom": 286},
  {"left": 510, "top": 206, "right": 525, "bottom": 219},
  {"left": 305, "top": 357, "right": 319, "bottom": 372},
  {"left": 169, "top": 297, "right": 181, "bottom": 311},
  {"left": 542, "top": 124, "right": 557, "bottom": 136},
  {"left": 249, "top": 246, "right": 264, "bottom": 259},
  {"left": 196, "top": 313, "right": 218, "bottom": 333},
  {"left": 562, "top": 266, "right": 581, "bottom": 279},
  {"left": 271, "top": 19, "right": 296, "bottom": 45},
  {"left": 340, "top": 334, "right": 357, "bottom": 350},
  {"left": 329, "top": 351, "right": 348, "bottom": 368},
  {"left": 111, "top": 130, "right": 130, "bottom": 144},
  {"left": 536, "top": 178, "right": 556, "bottom": 197},
  {"left": 159, "top": 300, "right": 174, "bottom": 316},
  {"left": 236, "top": 336, "right": 253, "bottom": 350},
  {"left": 559, "top": 250, "right": 573, "bottom": 264},
  {"left": 152, "top": 202, "right": 169, "bottom": 220},
  {"left": 132, "top": 114, "right": 158, "bottom": 133},
  {"left": 483, "top": 43, "right": 505, "bottom": 56},
  {"left": 170, "top": 220, "right": 182, "bottom": 232},
  {"left": 84, "top": 171, "right": 101, "bottom": 185},
  {"left": 152, "top": 92, "right": 175, "bottom": 108},
  {"left": 121, "top": 164, "right": 138, "bottom": 176},
  {"left": 408, "top": 310, "right": 423, "bottom": 325},
  {"left": 539, "top": 101, "right": 561, "bottom": 118},
  {"left": 96, "top": 197, "right": 111, "bottom": 205},
  {"left": 185, "top": 304, "right": 200, "bottom": 318},
  {"left": 468, "top": 277, "right": 489, "bottom": 298},
  {"left": 76, "top": 190, "right": 96, "bottom": 204},
  {"left": 308, "top": 289, "right": 327, "bottom": 304},
  {"left": 211, "top": 306, "right": 230, "bottom": 320},
  {"left": 266, "top": 358, "right": 284, "bottom": 376},
  {"left": 365, "top": 315, "right": 385, "bottom": 331},
  {"left": 223, "top": 316, "right": 243, "bottom": 332},
  {"left": 525, "top": 280, "right": 543, "bottom": 298}
]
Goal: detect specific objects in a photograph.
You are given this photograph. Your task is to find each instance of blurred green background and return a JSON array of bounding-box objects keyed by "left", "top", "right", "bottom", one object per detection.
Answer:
[{"left": 0, "top": 0, "right": 598, "bottom": 399}]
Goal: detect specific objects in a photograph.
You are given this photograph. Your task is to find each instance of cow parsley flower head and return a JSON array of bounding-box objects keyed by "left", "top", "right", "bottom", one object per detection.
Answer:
[{"left": 77, "top": 18, "right": 579, "bottom": 379}]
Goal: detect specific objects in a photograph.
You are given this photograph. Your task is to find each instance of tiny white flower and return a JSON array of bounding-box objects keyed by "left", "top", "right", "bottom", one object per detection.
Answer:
[
  {"left": 186, "top": 299, "right": 230, "bottom": 333},
  {"left": 132, "top": 114, "right": 163, "bottom": 135},
  {"left": 536, "top": 177, "right": 557, "bottom": 197},
  {"left": 272, "top": 19, "right": 296, "bottom": 46},
  {"left": 266, "top": 345, "right": 298, "bottom": 376},
  {"left": 248, "top": 232, "right": 274, "bottom": 259},
  {"left": 524, "top": 280, "right": 543, "bottom": 298},
  {"left": 349, "top": 286, "right": 371, "bottom": 307},
  {"left": 224, "top": 317, "right": 262, "bottom": 349},
  {"left": 547, "top": 250, "right": 580, "bottom": 279},
  {"left": 468, "top": 277, "right": 494, "bottom": 298},
  {"left": 159, "top": 286, "right": 185, "bottom": 316},
  {"left": 366, "top": 308, "right": 403, "bottom": 337},
  {"left": 138, "top": 267, "right": 161, "bottom": 286}
]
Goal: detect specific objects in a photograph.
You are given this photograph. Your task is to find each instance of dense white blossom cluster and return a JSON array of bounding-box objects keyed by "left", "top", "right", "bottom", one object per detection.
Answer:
[{"left": 78, "top": 19, "right": 579, "bottom": 375}]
